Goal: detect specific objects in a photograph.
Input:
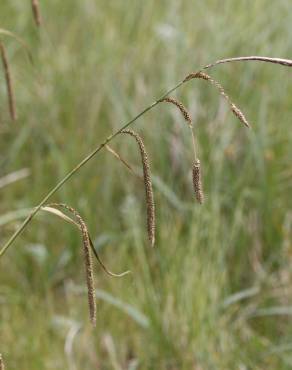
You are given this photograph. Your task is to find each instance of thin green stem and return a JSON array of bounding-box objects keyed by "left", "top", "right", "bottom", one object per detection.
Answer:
[
  {"left": 190, "top": 128, "right": 198, "bottom": 161},
  {"left": 2, "top": 54, "right": 290, "bottom": 257},
  {"left": 0, "top": 80, "right": 184, "bottom": 257}
]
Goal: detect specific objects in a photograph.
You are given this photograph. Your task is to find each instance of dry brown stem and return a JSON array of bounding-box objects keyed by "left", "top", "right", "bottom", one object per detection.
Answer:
[{"left": 0, "top": 41, "right": 16, "bottom": 121}]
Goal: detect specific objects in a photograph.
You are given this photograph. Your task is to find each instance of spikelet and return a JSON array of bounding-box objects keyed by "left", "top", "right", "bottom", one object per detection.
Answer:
[
  {"left": 48, "top": 203, "right": 96, "bottom": 326},
  {"left": 159, "top": 97, "right": 192, "bottom": 127},
  {"left": 159, "top": 97, "right": 205, "bottom": 202},
  {"left": 0, "top": 354, "right": 4, "bottom": 370},
  {"left": 0, "top": 41, "right": 17, "bottom": 121},
  {"left": 31, "top": 0, "right": 42, "bottom": 26},
  {"left": 192, "top": 159, "right": 204, "bottom": 204},
  {"left": 183, "top": 71, "right": 250, "bottom": 128},
  {"left": 121, "top": 130, "right": 155, "bottom": 247}
]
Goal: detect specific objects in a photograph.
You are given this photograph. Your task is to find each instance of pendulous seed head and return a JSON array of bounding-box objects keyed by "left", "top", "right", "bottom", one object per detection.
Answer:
[
  {"left": 121, "top": 129, "right": 155, "bottom": 247},
  {"left": 31, "top": 0, "right": 42, "bottom": 26},
  {"left": 47, "top": 203, "right": 96, "bottom": 326},
  {"left": 0, "top": 41, "right": 17, "bottom": 121},
  {"left": 192, "top": 159, "right": 204, "bottom": 204},
  {"left": 230, "top": 103, "right": 250, "bottom": 128},
  {"left": 78, "top": 215, "right": 96, "bottom": 327},
  {"left": 159, "top": 97, "right": 192, "bottom": 127},
  {"left": 183, "top": 71, "right": 250, "bottom": 128}
]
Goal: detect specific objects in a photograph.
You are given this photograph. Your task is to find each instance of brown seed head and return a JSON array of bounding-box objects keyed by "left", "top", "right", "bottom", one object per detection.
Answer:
[
  {"left": 31, "top": 0, "right": 42, "bottom": 26},
  {"left": 48, "top": 203, "right": 96, "bottom": 326},
  {"left": 184, "top": 71, "right": 250, "bottom": 128},
  {"left": 160, "top": 97, "right": 192, "bottom": 127},
  {"left": 230, "top": 103, "right": 250, "bottom": 128},
  {"left": 192, "top": 159, "right": 204, "bottom": 204},
  {"left": 121, "top": 130, "right": 155, "bottom": 247}
]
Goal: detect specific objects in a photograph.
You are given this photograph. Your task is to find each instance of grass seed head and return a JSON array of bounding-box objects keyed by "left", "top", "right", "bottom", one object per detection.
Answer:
[
  {"left": 47, "top": 203, "right": 96, "bottom": 326},
  {"left": 160, "top": 97, "right": 192, "bottom": 127},
  {"left": 31, "top": 0, "right": 42, "bottom": 26},
  {"left": 192, "top": 159, "right": 204, "bottom": 204},
  {"left": 121, "top": 129, "right": 155, "bottom": 247},
  {"left": 184, "top": 71, "right": 250, "bottom": 128}
]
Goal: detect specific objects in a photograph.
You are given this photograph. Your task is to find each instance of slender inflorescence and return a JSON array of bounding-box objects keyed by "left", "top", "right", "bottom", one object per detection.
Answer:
[
  {"left": 192, "top": 159, "right": 204, "bottom": 204},
  {"left": 31, "top": 0, "right": 42, "bottom": 26},
  {"left": 184, "top": 71, "right": 250, "bottom": 128},
  {"left": 159, "top": 97, "right": 205, "bottom": 203},
  {"left": 0, "top": 354, "right": 4, "bottom": 370},
  {"left": 48, "top": 203, "right": 96, "bottom": 326},
  {"left": 0, "top": 41, "right": 17, "bottom": 121},
  {"left": 159, "top": 97, "right": 192, "bottom": 127},
  {"left": 121, "top": 130, "right": 155, "bottom": 247},
  {"left": 1, "top": 55, "right": 292, "bottom": 258}
]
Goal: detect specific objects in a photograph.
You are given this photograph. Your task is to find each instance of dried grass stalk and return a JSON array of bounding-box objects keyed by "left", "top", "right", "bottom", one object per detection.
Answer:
[
  {"left": 31, "top": 0, "right": 42, "bottom": 27},
  {"left": 183, "top": 71, "right": 250, "bottom": 128},
  {"left": 105, "top": 144, "right": 141, "bottom": 180},
  {"left": 87, "top": 235, "right": 130, "bottom": 278},
  {"left": 0, "top": 41, "right": 16, "bottom": 121},
  {"left": 121, "top": 130, "right": 155, "bottom": 247},
  {"left": 42, "top": 204, "right": 130, "bottom": 278},
  {"left": 203, "top": 56, "right": 292, "bottom": 69},
  {"left": 159, "top": 97, "right": 192, "bottom": 127},
  {"left": 192, "top": 159, "right": 204, "bottom": 204},
  {"left": 0, "top": 354, "right": 4, "bottom": 370},
  {"left": 48, "top": 203, "right": 96, "bottom": 326}
]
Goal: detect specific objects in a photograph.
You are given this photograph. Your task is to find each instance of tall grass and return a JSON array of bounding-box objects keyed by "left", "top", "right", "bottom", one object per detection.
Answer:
[{"left": 0, "top": 0, "right": 292, "bottom": 369}]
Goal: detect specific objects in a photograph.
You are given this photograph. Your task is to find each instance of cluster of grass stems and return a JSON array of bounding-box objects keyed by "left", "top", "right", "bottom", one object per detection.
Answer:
[
  {"left": 1, "top": 53, "right": 291, "bottom": 324},
  {"left": 1, "top": 3, "right": 292, "bottom": 368}
]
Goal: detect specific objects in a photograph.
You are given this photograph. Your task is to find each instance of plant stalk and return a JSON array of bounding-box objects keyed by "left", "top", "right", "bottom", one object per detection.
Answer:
[
  {"left": 2, "top": 54, "right": 292, "bottom": 257},
  {"left": 0, "top": 80, "right": 184, "bottom": 257}
]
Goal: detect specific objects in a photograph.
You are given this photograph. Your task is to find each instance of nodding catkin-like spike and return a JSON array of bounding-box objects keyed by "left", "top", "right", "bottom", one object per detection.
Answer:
[
  {"left": 31, "top": 0, "right": 42, "bottom": 26},
  {"left": 79, "top": 218, "right": 96, "bottom": 327},
  {"left": 121, "top": 130, "right": 155, "bottom": 247},
  {"left": 43, "top": 203, "right": 130, "bottom": 278},
  {"left": 0, "top": 41, "right": 17, "bottom": 121},
  {"left": 183, "top": 71, "right": 250, "bottom": 128},
  {"left": 48, "top": 203, "right": 96, "bottom": 326},
  {"left": 192, "top": 159, "right": 204, "bottom": 204},
  {"left": 0, "top": 354, "right": 4, "bottom": 370},
  {"left": 159, "top": 97, "right": 192, "bottom": 127}
]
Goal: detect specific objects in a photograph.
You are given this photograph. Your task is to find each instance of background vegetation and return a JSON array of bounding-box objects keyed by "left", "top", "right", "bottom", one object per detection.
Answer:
[{"left": 1, "top": 0, "right": 292, "bottom": 369}]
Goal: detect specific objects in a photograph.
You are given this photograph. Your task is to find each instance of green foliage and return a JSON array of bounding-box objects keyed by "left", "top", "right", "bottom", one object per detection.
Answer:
[{"left": 1, "top": 0, "right": 292, "bottom": 368}]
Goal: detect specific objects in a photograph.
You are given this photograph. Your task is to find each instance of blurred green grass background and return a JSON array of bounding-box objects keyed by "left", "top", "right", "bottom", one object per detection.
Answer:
[{"left": 0, "top": 0, "right": 292, "bottom": 369}]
